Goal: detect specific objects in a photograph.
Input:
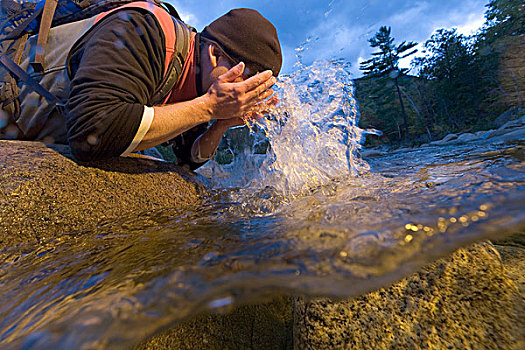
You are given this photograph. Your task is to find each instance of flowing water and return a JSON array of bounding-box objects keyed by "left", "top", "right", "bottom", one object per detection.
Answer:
[{"left": 1, "top": 60, "right": 524, "bottom": 349}]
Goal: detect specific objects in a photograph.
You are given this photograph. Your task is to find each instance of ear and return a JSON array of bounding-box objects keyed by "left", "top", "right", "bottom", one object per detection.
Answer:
[{"left": 208, "top": 43, "right": 221, "bottom": 68}]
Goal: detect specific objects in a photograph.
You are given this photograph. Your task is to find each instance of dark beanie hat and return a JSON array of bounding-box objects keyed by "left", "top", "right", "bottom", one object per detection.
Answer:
[{"left": 201, "top": 8, "right": 282, "bottom": 76}]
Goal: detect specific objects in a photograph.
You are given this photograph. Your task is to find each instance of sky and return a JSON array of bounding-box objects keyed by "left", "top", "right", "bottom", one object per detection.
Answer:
[{"left": 168, "top": 0, "right": 488, "bottom": 77}]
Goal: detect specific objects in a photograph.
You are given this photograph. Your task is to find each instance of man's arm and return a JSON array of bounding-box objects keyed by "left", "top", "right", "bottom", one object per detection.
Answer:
[{"left": 133, "top": 62, "right": 275, "bottom": 153}]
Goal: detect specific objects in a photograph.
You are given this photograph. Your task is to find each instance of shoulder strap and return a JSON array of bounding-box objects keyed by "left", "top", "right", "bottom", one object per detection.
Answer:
[
  {"left": 94, "top": 1, "right": 192, "bottom": 105},
  {"left": 31, "top": 0, "right": 59, "bottom": 72},
  {"left": 151, "top": 19, "right": 192, "bottom": 105}
]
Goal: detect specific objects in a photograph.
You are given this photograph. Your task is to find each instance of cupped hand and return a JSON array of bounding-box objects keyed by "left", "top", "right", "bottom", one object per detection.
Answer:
[{"left": 205, "top": 62, "right": 276, "bottom": 120}]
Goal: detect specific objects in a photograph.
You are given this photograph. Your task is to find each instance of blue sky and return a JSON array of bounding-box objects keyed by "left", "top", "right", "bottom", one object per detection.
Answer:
[{"left": 168, "top": 0, "right": 488, "bottom": 77}]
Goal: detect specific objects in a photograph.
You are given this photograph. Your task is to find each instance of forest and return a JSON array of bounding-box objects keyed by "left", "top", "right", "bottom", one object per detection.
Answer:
[{"left": 356, "top": 0, "right": 524, "bottom": 146}]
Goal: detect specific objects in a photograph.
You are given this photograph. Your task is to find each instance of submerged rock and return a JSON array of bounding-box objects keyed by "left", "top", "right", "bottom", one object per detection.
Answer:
[
  {"left": 135, "top": 296, "right": 294, "bottom": 350},
  {"left": 294, "top": 242, "right": 524, "bottom": 350}
]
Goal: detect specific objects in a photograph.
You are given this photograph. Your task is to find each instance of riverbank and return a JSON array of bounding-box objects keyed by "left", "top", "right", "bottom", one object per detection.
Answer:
[{"left": 362, "top": 114, "right": 525, "bottom": 158}]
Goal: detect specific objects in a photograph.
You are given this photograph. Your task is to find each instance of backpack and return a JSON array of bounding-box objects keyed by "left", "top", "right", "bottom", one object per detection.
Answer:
[{"left": 0, "top": 0, "right": 192, "bottom": 141}]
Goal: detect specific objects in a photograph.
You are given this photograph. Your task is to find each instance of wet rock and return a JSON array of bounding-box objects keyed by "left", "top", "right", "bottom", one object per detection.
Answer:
[
  {"left": 494, "top": 108, "right": 524, "bottom": 128},
  {"left": 294, "top": 242, "right": 524, "bottom": 350},
  {"left": 454, "top": 132, "right": 478, "bottom": 143},
  {"left": 483, "top": 115, "right": 525, "bottom": 142},
  {"left": 0, "top": 141, "right": 293, "bottom": 350},
  {"left": 487, "top": 127, "right": 525, "bottom": 143},
  {"left": 474, "top": 130, "right": 490, "bottom": 137},
  {"left": 135, "top": 296, "right": 293, "bottom": 350},
  {"left": 429, "top": 133, "right": 458, "bottom": 145},
  {"left": 0, "top": 140, "right": 204, "bottom": 248}
]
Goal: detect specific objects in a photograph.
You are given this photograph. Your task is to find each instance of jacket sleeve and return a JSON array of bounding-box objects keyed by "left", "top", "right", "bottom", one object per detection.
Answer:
[
  {"left": 171, "top": 122, "right": 210, "bottom": 170},
  {"left": 66, "top": 9, "right": 166, "bottom": 161}
]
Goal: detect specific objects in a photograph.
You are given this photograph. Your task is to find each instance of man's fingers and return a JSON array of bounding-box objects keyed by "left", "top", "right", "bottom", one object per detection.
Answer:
[
  {"left": 219, "top": 62, "right": 245, "bottom": 82},
  {"left": 245, "top": 83, "right": 275, "bottom": 103},
  {"left": 241, "top": 70, "right": 274, "bottom": 92}
]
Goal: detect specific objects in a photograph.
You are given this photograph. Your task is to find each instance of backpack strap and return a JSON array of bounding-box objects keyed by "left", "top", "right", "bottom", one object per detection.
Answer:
[
  {"left": 156, "top": 1, "right": 181, "bottom": 20},
  {"left": 31, "top": 0, "right": 59, "bottom": 72},
  {"left": 151, "top": 19, "right": 191, "bottom": 105},
  {"left": 95, "top": 1, "right": 191, "bottom": 105},
  {"left": 0, "top": 54, "right": 59, "bottom": 105}
]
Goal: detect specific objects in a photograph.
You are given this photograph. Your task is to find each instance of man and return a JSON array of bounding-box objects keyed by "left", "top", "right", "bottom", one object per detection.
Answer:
[{"left": 65, "top": 4, "right": 282, "bottom": 168}]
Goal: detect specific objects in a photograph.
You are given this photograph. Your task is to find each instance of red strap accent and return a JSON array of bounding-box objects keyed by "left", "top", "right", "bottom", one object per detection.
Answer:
[{"left": 94, "top": 1, "right": 175, "bottom": 75}]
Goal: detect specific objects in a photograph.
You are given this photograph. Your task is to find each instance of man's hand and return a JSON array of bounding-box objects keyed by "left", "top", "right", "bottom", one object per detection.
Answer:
[
  {"left": 134, "top": 63, "right": 276, "bottom": 153},
  {"left": 204, "top": 62, "right": 276, "bottom": 120}
]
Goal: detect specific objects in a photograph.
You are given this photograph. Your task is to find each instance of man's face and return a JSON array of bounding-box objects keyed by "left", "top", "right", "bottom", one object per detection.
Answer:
[{"left": 201, "top": 43, "right": 251, "bottom": 91}]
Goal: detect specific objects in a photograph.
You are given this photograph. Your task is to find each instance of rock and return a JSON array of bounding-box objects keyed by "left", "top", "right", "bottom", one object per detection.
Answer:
[
  {"left": 430, "top": 133, "right": 458, "bottom": 145},
  {"left": 474, "top": 130, "right": 490, "bottom": 137},
  {"left": 487, "top": 127, "right": 525, "bottom": 143},
  {"left": 0, "top": 140, "right": 204, "bottom": 248},
  {"left": 494, "top": 108, "right": 524, "bottom": 128},
  {"left": 361, "top": 149, "right": 386, "bottom": 158},
  {"left": 392, "top": 147, "right": 412, "bottom": 154},
  {"left": 2, "top": 141, "right": 524, "bottom": 349},
  {"left": 440, "top": 133, "right": 459, "bottom": 143},
  {"left": 454, "top": 132, "right": 478, "bottom": 143},
  {"left": 0, "top": 141, "right": 293, "bottom": 350},
  {"left": 135, "top": 296, "right": 293, "bottom": 350},
  {"left": 294, "top": 242, "right": 524, "bottom": 350}
]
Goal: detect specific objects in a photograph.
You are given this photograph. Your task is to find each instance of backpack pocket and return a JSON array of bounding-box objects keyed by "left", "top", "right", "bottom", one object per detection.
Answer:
[{"left": 14, "top": 17, "right": 95, "bottom": 142}]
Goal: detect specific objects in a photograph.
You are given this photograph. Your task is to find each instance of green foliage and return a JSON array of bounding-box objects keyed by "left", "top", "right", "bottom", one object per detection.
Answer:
[
  {"left": 484, "top": 0, "right": 525, "bottom": 38},
  {"left": 357, "top": 0, "right": 524, "bottom": 146},
  {"left": 413, "top": 29, "right": 483, "bottom": 130},
  {"left": 360, "top": 26, "right": 418, "bottom": 141}
]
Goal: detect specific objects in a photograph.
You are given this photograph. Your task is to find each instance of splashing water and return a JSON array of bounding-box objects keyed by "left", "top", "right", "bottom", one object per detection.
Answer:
[{"left": 198, "top": 59, "right": 380, "bottom": 196}]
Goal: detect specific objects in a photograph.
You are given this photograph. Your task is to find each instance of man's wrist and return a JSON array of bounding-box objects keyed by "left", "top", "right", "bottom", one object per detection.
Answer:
[
  {"left": 194, "top": 94, "right": 215, "bottom": 124},
  {"left": 213, "top": 119, "right": 233, "bottom": 132}
]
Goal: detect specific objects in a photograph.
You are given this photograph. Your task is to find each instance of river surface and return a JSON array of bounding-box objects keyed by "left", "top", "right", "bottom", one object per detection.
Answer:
[{"left": 0, "top": 61, "right": 524, "bottom": 349}]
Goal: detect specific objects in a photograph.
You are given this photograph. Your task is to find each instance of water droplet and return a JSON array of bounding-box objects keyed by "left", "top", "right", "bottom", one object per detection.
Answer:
[
  {"left": 449, "top": 217, "right": 457, "bottom": 223},
  {"left": 208, "top": 296, "right": 233, "bottom": 309},
  {"left": 114, "top": 39, "right": 125, "bottom": 50},
  {"left": 87, "top": 134, "right": 99, "bottom": 146},
  {"left": 405, "top": 234, "right": 413, "bottom": 243}
]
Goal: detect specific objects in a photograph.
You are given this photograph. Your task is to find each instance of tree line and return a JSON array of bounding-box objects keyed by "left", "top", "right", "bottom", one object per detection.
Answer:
[{"left": 356, "top": 0, "right": 524, "bottom": 145}]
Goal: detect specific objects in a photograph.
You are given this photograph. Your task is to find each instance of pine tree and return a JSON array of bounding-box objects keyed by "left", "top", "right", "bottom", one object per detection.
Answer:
[{"left": 360, "top": 26, "right": 418, "bottom": 140}]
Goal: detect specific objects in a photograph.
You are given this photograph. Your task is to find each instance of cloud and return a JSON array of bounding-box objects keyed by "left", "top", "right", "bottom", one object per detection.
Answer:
[{"left": 169, "top": 1, "right": 202, "bottom": 28}]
